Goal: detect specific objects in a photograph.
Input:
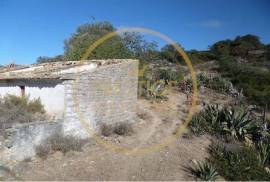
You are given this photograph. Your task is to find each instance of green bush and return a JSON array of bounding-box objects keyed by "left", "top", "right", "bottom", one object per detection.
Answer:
[
  {"left": 218, "top": 56, "right": 270, "bottom": 106},
  {"left": 158, "top": 69, "right": 183, "bottom": 85},
  {"left": 206, "top": 76, "right": 232, "bottom": 94},
  {"left": 197, "top": 73, "right": 208, "bottom": 85},
  {"left": 208, "top": 143, "right": 270, "bottom": 181},
  {"left": 197, "top": 73, "right": 232, "bottom": 94}
]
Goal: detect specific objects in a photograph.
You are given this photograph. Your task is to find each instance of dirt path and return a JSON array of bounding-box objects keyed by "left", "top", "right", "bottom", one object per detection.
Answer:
[{"left": 4, "top": 89, "right": 233, "bottom": 181}]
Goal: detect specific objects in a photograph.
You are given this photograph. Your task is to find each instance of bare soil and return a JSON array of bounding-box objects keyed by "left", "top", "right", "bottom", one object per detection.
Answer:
[{"left": 4, "top": 88, "right": 233, "bottom": 181}]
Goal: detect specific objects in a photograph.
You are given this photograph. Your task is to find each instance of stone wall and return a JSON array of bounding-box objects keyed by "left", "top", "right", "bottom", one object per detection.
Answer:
[{"left": 63, "top": 60, "right": 139, "bottom": 138}]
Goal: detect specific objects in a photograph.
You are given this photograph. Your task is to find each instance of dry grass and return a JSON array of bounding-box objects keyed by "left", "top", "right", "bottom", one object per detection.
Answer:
[
  {"left": 35, "top": 144, "right": 50, "bottom": 159},
  {"left": 113, "top": 122, "right": 133, "bottom": 136},
  {"left": 100, "top": 122, "right": 133, "bottom": 137},
  {"left": 0, "top": 95, "right": 46, "bottom": 125},
  {"left": 35, "top": 133, "right": 87, "bottom": 159},
  {"left": 100, "top": 123, "right": 113, "bottom": 136}
]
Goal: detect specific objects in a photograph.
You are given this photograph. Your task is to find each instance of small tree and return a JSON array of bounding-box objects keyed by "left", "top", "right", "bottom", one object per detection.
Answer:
[{"left": 64, "top": 21, "right": 132, "bottom": 60}]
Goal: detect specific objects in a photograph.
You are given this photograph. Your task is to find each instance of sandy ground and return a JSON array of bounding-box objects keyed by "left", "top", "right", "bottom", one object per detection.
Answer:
[{"left": 3, "top": 88, "right": 233, "bottom": 181}]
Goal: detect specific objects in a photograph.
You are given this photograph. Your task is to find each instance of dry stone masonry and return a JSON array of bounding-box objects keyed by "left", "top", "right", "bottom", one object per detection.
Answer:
[
  {"left": 0, "top": 59, "right": 139, "bottom": 161},
  {"left": 63, "top": 60, "right": 139, "bottom": 137}
]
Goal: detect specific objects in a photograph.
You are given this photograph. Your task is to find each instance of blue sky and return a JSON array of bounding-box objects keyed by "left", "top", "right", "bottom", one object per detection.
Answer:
[{"left": 0, "top": 0, "right": 269, "bottom": 64}]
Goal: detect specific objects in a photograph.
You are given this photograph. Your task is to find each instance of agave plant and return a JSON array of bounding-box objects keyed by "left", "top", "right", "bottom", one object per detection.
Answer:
[
  {"left": 189, "top": 105, "right": 224, "bottom": 136},
  {"left": 202, "top": 105, "right": 225, "bottom": 134},
  {"left": 203, "top": 105, "right": 220, "bottom": 125},
  {"left": 221, "top": 107, "right": 258, "bottom": 141},
  {"left": 256, "top": 141, "right": 270, "bottom": 166},
  {"left": 189, "top": 115, "right": 207, "bottom": 135},
  {"left": 188, "top": 160, "right": 220, "bottom": 181},
  {"left": 145, "top": 80, "right": 167, "bottom": 101}
]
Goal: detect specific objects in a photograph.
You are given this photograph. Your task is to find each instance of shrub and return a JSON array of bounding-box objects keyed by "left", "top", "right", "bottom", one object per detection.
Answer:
[
  {"left": 158, "top": 69, "right": 183, "bottom": 85},
  {"left": 100, "top": 122, "right": 133, "bottom": 136},
  {"left": 4, "top": 95, "right": 44, "bottom": 113},
  {"left": 180, "top": 76, "right": 205, "bottom": 93},
  {"left": 100, "top": 123, "right": 113, "bottom": 136},
  {"left": 49, "top": 133, "right": 85, "bottom": 154},
  {"left": 208, "top": 143, "right": 270, "bottom": 181},
  {"left": 197, "top": 73, "right": 233, "bottom": 94},
  {"left": 206, "top": 76, "right": 232, "bottom": 94},
  {"left": 218, "top": 56, "right": 270, "bottom": 106},
  {"left": 23, "top": 157, "right": 32, "bottom": 162},
  {"left": 187, "top": 160, "right": 219, "bottom": 181},
  {"left": 0, "top": 95, "right": 45, "bottom": 124},
  {"left": 35, "top": 144, "right": 50, "bottom": 159},
  {"left": 35, "top": 133, "right": 86, "bottom": 159},
  {"left": 197, "top": 73, "right": 208, "bottom": 85},
  {"left": 113, "top": 122, "right": 133, "bottom": 136},
  {"left": 27, "top": 98, "right": 45, "bottom": 114},
  {"left": 4, "top": 95, "right": 28, "bottom": 108}
]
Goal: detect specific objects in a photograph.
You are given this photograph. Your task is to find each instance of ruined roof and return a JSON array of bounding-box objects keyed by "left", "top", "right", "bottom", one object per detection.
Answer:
[{"left": 0, "top": 59, "right": 134, "bottom": 80}]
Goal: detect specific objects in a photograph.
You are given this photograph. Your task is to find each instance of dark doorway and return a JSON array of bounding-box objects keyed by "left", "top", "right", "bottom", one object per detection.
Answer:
[{"left": 19, "top": 86, "right": 25, "bottom": 97}]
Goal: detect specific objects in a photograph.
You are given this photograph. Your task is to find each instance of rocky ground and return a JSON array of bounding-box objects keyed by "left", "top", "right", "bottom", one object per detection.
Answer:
[{"left": 1, "top": 87, "right": 234, "bottom": 181}]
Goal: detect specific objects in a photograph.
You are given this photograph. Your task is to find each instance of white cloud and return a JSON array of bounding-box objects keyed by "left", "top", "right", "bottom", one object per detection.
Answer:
[{"left": 199, "top": 20, "right": 223, "bottom": 28}]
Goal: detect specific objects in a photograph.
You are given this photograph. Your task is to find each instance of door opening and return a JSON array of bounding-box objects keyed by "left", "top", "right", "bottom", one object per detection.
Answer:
[{"left": 19, "top": 86, "right": 25, "bottom": 97}]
